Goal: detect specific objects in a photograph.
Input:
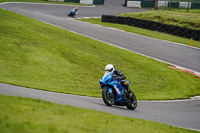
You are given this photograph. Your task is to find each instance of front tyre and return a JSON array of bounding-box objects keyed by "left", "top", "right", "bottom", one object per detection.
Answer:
[
  {"left": 102, "top": 87, "right": 115, "bottom": 106},
  {"left": 126, "top": 92, "right": 137, "bottom": 110}
]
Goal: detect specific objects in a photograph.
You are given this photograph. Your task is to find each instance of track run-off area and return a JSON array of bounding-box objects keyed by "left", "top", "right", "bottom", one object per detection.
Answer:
[{"left": 0, "top": 0, "right": 200, "bottom": 131}]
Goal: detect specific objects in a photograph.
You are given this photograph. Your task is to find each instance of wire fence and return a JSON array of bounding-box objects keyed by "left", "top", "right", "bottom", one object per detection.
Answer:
[
  {"left": 154, "top": 0, "right": 200, "bottom": 12},
  {"left": 125, "top": 0, "right": 200, "bottom": 12}
]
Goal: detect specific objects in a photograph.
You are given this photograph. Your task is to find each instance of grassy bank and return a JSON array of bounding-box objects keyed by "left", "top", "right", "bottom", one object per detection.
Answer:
[
  {"left": 0, "top": 95, "right": 199, "bottom": 133},
  {"left": 0, "top": 9, "right": 200, "bottom": 100},
  {"left": 0, "top": 0, "right": 85, "bottom": 5},
  {"left": 167, "top": 8, "right": 200, "bottom": 13},
  {"left": 119, "top": 10, "right": 200, "bottom": 30}
]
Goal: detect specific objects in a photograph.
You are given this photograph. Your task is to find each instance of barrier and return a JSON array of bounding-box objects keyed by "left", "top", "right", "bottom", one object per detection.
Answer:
[
  {"left": 168, "top": 1, "right": 179, "bottom": 8},
  {"left": 126, "top": 0, "right": 200, "bottom": 9},
  {"left": 80, "top": 0, "right": 93, "bottom": 4},
  {"left": 179, "top": 2, "right": 191, "bottom": 8},
  {"left": 101, "top": 15, "right": 200, "bottom": 41},
  {"left": 93, "top": 0, "right": 104, "bottom": 5},
  {"left": 51, "top": 0, "right": 104, "bottom": 4},
  {"left": 141, "top": 1, "right": 155, "bottom": 8},
  {"left": 158, "top": 1, "right": 168, "bottom": 8},
  {"left": 64, "top": 0, "right": 80, "bottom": 3},
  {"left": 127, "top": 1, "right": 141, "bottom": 8},
  {"left": 49, "top": 0, "right": 64, "bottom": 1},
  {"left": 191, "top": 2, "right": 200, "bottom": 9}
]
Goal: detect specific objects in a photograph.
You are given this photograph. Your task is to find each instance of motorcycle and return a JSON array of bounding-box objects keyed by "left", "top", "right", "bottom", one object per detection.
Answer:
[
  {"left": 68, "top": 9, "right": 77, "bottom": 17},
  {"left": 99, "top": 73, "right": 137, "bottom": 110}
]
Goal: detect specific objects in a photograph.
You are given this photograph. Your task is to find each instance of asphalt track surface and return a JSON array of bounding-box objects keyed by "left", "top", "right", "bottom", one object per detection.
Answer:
[
  {"left": 0, "top": 83, "right": 200, "bottom": 131},
  {"left": 0, "top": 0, "right": 200, "bottom": 131}
]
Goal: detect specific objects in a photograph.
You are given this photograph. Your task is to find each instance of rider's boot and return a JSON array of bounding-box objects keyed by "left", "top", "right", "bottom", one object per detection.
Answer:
[{"left": 125, "top": 86, "right": 131, "bottom": 93}]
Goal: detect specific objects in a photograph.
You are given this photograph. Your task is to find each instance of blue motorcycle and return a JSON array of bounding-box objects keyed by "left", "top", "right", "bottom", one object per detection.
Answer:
[
  {"left": 68, "top": 8, "right": 78, "bottom": 17},
  {"left": 99, "top": 73, "right": 137, "bottom": 110}
]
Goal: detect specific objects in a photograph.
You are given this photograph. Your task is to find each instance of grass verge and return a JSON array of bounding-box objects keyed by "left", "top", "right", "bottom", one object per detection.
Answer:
[
  {"left": 0, "top": 95, "right": 199, "bottom": 133},
  {"left": 119, "top": 10, "right": 200, "bottom": 30},
  {"left": 166, "top": 8, "right": 200, "bottom": 13},
  {"left": 0, "top": 0, "right": 86, "bottom": 5},
  {"left": 0, "top": 9, "right": 200, "bottom": 100},
  {"left": 80, "top": 18, "right": 200, "bottom": 48}
]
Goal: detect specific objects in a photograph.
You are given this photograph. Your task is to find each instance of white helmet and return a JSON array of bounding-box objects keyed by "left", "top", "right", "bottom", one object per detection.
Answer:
[{"left": 105, "top": 64, "right": 114, "bottom": 72}]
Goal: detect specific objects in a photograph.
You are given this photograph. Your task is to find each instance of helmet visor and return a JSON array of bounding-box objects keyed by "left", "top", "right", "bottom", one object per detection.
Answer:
[{"left": 106, "top": 68, "right": 113, "bottom": 72}]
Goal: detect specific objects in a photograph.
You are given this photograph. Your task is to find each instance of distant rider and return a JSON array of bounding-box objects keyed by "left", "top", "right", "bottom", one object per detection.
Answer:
[
  {"left": 71, "top": 7, "right": 78, "bottom": 15},
  {"left": 103, "top": 64, "right": 131, "bottom": 93}
]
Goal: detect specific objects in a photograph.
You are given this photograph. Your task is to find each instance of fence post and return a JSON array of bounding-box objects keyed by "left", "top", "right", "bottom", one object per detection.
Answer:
[
  {"left": 154, "top": 0, "right": 158, "bottom": 10},
  {"left": 169, "top": 0, "right": 172, "bottom": 10},
  {"left": 187, "top": 0, "right": 191, "bottom": 12}
]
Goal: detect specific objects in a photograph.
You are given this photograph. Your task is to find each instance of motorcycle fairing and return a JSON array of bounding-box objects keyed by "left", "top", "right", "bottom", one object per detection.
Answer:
[{"left": 99, "top": 72, "right": 127, "bottom": 102}]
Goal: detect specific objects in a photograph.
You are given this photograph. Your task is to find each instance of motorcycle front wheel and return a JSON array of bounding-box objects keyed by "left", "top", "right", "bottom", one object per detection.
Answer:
[
  {"left": 126, "top": 92, "right": 137, "bottom": 110},
  {"left": 102, "top": 87, "right": 115, "bottom": 106}
]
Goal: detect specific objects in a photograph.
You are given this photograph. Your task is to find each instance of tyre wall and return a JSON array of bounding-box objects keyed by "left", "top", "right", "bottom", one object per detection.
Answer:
[{"left": 101, "top": 15, "right": 200, "bottom": 41}]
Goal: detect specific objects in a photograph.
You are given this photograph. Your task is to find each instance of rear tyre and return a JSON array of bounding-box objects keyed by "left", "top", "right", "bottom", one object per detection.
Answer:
[
  {"left": 126, "top": 92, "right": 137, "bottom": 110},
  {"left": 102, "top": 87, "right": 115, "bottom": 106},
  {"left": 68, "top": 13, "right": 74, "bottom": 17}
]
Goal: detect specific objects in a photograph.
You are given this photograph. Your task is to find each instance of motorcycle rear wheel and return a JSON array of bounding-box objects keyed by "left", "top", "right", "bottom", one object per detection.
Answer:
[
  {"left": 126, "top": 92, "right": 137, "bottom": 110},
  {"left": 102, "top": 87, "right": 115, "bottom": 106},
  {"left": 68, "top": 13, "right": 74, "bottom": 17}
]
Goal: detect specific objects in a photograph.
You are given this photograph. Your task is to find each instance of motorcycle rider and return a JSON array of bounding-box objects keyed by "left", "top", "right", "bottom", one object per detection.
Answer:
[
  {"left": 68, "top": 7, "right": 78, "bottom": 17},
  {"left": 104, "top": 64, "right": 131, "bottom": 93},
  {"left": 71, "top": 7, "right": 78, "bottom": 15}
]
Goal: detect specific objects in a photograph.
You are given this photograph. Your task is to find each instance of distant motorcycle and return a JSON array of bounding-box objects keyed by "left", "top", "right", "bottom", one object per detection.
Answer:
[
  {"left": 68, "top": 7, "right": 78, "bottom": 17},
  {"left": 99, "top": 73, "right": 137, "bottom": 110}
]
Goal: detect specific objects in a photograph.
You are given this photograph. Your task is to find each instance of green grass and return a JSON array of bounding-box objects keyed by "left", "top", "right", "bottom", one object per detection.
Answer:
[
  {"left": 0, "top": 0, "right": 86, "bottom": 5},
  {"left": 167, "top": 8, "right": 200, "bottom": 13},
  {"left": 119, "top": 10, "right": 200, "bottom": 30},
  {"left": 0, "top": 95, "right": 199, "bottom": 133},
  {"left": 0, "top": 8, "right": 200, "bottom": 100},
  {"left": 80, "top": 18, "right": 200, "bottom": 48}
]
